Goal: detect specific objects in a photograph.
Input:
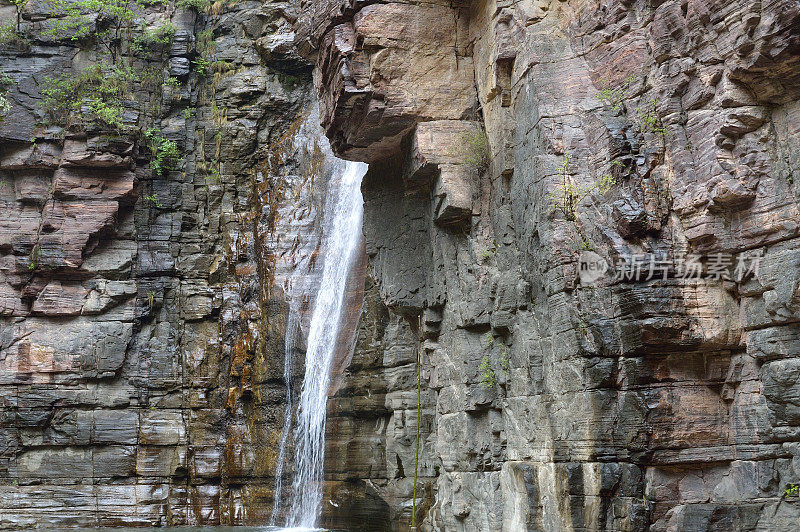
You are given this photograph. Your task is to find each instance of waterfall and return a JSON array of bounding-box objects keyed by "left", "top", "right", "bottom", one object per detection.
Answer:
[
  {"left": 282, "top": 160, "right": 368, "bottom": 529},
  {"left": 268, "top": 299, "right": 299, "bottom": 525}
]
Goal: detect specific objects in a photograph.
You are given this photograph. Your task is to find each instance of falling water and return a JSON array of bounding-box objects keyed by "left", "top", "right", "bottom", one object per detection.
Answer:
[
  {"left": 268, "top": 299, "right": 300, "bottom": 525},
  {"left": 282, "top": 160, "right": 367, "bottom": 528}
]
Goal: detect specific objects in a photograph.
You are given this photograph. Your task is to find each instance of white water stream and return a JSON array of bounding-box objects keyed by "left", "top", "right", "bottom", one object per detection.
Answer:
[{"left": 277, "top": 160, "right": 367, "bottom": 529}]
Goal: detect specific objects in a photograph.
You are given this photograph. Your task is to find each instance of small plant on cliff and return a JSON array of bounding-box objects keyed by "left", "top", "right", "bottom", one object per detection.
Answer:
[
  {"left": 478, "top": 356, "right": 496, "bottom": 389},
  {"left": 461, "top": 128, "right": 491, "bottom": 174},
  {"left": 192, "top": 57, "right": 211, "bottom": 77},
  {"left": 0, "top": 93, "right": 10, "bottom": 120},
  {"left": 0, "top": 20, "right": 28, "bottom": 47},
  {"left": 784, "top": 483, "right": 800, "bottom": 498},
  {"left": 177, "top": 0, "right": 211, "bottom": 10},
  {"left": 144, "top": 128, "right": 179, "bottom": 175},
  {"left": 550, "top": 152, "right": 615, "bottom": 222},
  {"left": 131, "top": 22, "right": 177, "bottom": 56},
  {"left": 480, "top": 244, "right": 496, "bottom": 262},
  {"left": 162, "top": 76, "right": 181, "bottom": 90},
  {"left": 144, "top": 193, "right": 162, "bottom": 208},
  {"left": 636, "top": 98, "right": 668, "bottom": 136},
  {"left": 28, "top": 245, "right": 39, "bottom": 271},
  {"left": 500, "top": 348, "right": 510, "bottom": 371},
  {"left": 40, "top": 63, "right": 134, "bottom": 128},
  {"left": 484, "top": 331, "right": 494, "bottom": 347},
  {"left": 595, "top": 74, "right": 637, "bottom": 111},
  {"left": 43, "top": 0, "right": 153, "bottom": 60},
  {"left": 2, "top": 0, "right": 30, "bottom": 44}
]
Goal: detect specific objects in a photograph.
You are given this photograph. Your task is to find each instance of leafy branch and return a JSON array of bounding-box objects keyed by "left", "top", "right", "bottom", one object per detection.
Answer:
[
  {"left": 549, "top": 152, "right": 615, "bottom": 222},
  {"left": 595, "top": 74, "right": 637, "bottom": 112},
  {"left": 144, "top": 128, "right": 180, "bottom": 175}
]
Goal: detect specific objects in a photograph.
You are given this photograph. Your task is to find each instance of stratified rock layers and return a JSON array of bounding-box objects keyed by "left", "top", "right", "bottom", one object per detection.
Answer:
[
  {"left": 0, "top": 0, "right": 337, "bottom": 527},
  {"left": 2, "top": 0, "right": 800, "bottom": 530},
  {"left": 303, "top": 0, "right": 800, "bottom": 530}
]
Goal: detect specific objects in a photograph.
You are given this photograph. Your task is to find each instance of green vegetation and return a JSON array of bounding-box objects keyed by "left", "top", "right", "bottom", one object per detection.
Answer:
[
  {"left": 0, "top": 20, "right": 27, "bottom": 47},
  {"left": 549, "top": 152, "right": 616, "bottom": 221},
  {"left": 480, "top": 243, "right": 496, "bottom": 262},
  {"left": 478, "top": 356, "right": 496, "bottom": 389},
  {"left": 2, "top": 0, "right": 29, "bottom": 44},
  {"left": 193, "top": 57, "right": 211, "bottom": 77},
  {"left": 500, "top": 348, "right": 510, "bottom": 371},
  {"left": 636, "top": 98, "right": 668, "bottom": 136},
  {"left": 162, "top": 76, "right": 181, "bottom": 89},
  {"left": 176, "top": 0, "right": 210, "bottom": 10},
  {"left": 784, "top": 483, "right": 800, "bottom": 498},
  {"left": 144, "top": 193, "right": 162, "bottom": 207},
  {"left": 144, "top": 128, "right": 179, "bottom": 175},
  {"left": 183, "top": 107, "right": 195, "bottom": 119},
  {"left": 131, "top": 23, "right": 177, "bottom": 55},
  {"left": 461, "top": 128, "right": 491, "bottom": 174},
  {"left": 196, "top": 29, "right": 214, "bottom": 47},
  {"left": 596, "top": 75, "right": 668, "bottom": 138},
  {"left": 484, "top": 331, "right": 494, "bottom": 347},
  {"left": 595, "top": 74, "right": 637, "bottom": 111},
  {"left": 40, "top": 62, "right": 136, "bottom": 128},
  {"left": 0, "top": 93, "right": 9, "bottom": 120},
  {"left": 42, "top": 0, "right": 158, "bottom": 60},
  {"left": 147, "top": 290, "right": 156, "bottom": 309},
  {"left": 277, "top": 72, "right": 300, "bottom": 91},
  {"left": 28, "top": 245, "right": 39, "bottom": 271}
]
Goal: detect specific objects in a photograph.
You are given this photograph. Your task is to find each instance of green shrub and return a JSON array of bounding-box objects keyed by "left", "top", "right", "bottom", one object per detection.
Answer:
[
  {"left": 144, "top": 193, "right": 162, "bottom": 207},
  {"left": 461, "top": 128, "right": 491, "bottom": 174},
  {"left": 0, "top": 20, "right": 27, "bottom": 46},
  {"left": 144, "top": 128, "right": 179, "bottom": 175},
  {"left": 478, "top": 356, "right": 495, "bottom": 389},
  {"left": 43, "top": 0, "right": 148, "bottom": 42},
  {"left": 132, "top": 23, "right": 177, "bottom": 55},
  {"left": 28, "top": 245, "right": 40, "bottom": 271},
  {"left": 162, "top": 76, "right": 181, "bottom": 89},
  {"left": 0, "top": 93, "right": 9, "bottom": 120},
  {"left": 85, "top": 99, "right": 123, "bottom": 128},
  {"left": 549, "top": 152, "right": 615, "bottom": 221},
  {"left": 177, "top": 0, "right": 210, "bottom": 10},
  {"left": 636, "top": 98, "right": 668, "bottom": 136},
  {"left": 595, "top": 75, "right": 637, "bottom": 111},
  {"left": 192, "top": 57, "right": 211, "bottom": 76},
  {"left": 196, "top": 29, "right": 214, "bottom": 54},
  {"left": 40, "top": 63, "right": 135, "bottom": 128}
]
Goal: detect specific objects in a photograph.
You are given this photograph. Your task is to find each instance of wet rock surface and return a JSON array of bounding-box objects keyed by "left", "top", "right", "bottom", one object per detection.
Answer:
[{"left": 2, "top": 0, "right": 800, "bottom": 530}]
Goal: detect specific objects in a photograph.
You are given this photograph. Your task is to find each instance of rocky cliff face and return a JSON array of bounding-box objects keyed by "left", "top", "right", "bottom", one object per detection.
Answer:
[
  {"left": 3, "top": 0, "right": 800, "bottom": 530},
  {"left": 0, "top": 0, "right": 336, "bottom": 526},
  {"left": 302, "top": 0, "right": 800, "bottom": 530}
]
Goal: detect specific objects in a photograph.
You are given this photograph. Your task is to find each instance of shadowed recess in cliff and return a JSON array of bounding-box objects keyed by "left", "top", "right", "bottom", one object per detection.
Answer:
[{"left": 276, "top": 160, "right": 368, "bottom": 528}]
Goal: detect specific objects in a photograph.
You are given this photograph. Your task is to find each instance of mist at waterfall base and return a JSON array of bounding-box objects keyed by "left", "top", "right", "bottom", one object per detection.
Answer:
[{"left": 271, "top": 160, "right": 369, "bottom": 529}]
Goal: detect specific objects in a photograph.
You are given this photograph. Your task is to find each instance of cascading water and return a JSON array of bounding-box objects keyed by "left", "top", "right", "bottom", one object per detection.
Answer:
[
  {"left": 268, "top": 300, "right": 300, "bottom": 526},
  {"left": 276, "top": 160, "right": 368, "bottom": 529}
]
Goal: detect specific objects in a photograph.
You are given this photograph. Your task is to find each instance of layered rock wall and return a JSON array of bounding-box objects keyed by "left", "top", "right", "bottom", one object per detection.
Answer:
[
  {"left": 0, "top": 0, "right": 331, "bottom": 526},
  {"left": 304, "top": 0, "right": 800, "bottom": 530}
]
